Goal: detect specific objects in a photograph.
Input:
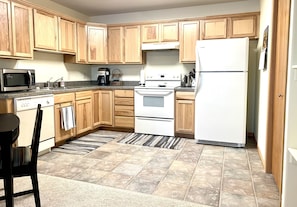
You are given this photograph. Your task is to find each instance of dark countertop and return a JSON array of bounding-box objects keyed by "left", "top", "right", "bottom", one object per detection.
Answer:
[
  {"left": 175, "top": 86, "right": 195, "bottom": 92},
  {"left": 0, "top": 84, "right": 195, "bottom": 99}
]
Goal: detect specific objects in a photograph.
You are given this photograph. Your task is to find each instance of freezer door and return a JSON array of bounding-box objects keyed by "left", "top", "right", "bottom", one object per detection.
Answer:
[
  {"left": 195, "top": 72, "right": 248, "bottom": 146},
  {"left": 196, "top": 38, "right": 249, "bottom": 72}
]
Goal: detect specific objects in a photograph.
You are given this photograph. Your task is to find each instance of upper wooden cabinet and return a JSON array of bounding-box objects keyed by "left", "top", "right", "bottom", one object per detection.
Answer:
[
  {"left": 0, "top": 0, "right": 33, "bottom": 58},
  {"left": 33, "top": 9, "right": 58, "bottom": 51},
  {"left": 141, "top": 22, "right": 178, "bottom": 43},
  {"left": 200, "top": 18, "right": 227, "bottom": 40},
  {"left": 179, "top": 21, "right": 200, "bottom": 63},
  {"left": 33, "top": 9, "right": 76, "bottom": 53},
  {"left": 76, "top": 23, "right": 88, "bottom": 63},
  {"left": 228, "top": 14, "right": 258, "bottom": 38},
  {"left": 59, "top": 18, "right": 76, "bottom": 53},
  {"left": 87, "top": 25, "right": 107, "bottom": 63},
  {"left": 124, "top": 25, "right": 142, "bottom": 64},
  {"left": 108, "top": 26, "right": 124, "bottom": 63}
]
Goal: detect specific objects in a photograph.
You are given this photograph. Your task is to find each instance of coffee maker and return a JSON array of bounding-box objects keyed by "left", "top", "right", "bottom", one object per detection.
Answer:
[{"left": 97, "top": 68, "right": 110, "bottom": 85}]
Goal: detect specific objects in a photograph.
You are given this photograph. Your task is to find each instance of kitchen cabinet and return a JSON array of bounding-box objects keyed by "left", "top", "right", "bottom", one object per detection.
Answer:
[
  {"left": 33, "top": 9, "right": 76, "bottom": 53},
  {"left": 54, "top": 93, "right": 76, "bottom": 143},
  {"left": 59, "top": 17, "right": 76, "bottom": 53},
  {"left": 33, "top": 9, "right": 58, "bottom": 51},
  {"left": 141, "top": 22, "right": 178, "bottom": 43},
  {"left": 93, "top": 90, "right": 113, "bottom": 127},
  {"left": 108, "top": 26, "right": 124, "bottom": 63},
  {"left": 75, "top": 91, "right": 93, "bottom": 134},
  {"left": 0, "top": 0, "right": 33, "bottom": 58},
  {"left": 87, "top": 25, "right": 107, "bottom": 63},
  {"left": 125, "top": 25, "right": 143, "bottom": 63},
  {"left": 114, "top": 90, "right": 134, "bottom": 128},
  {"left": 76, "top": 23, "right": 88, "bottom": 63},
  {"left": 200, "top": 18, "right": 227, "bottom": 39},
  {"left": 0, "top": 98, "right": 14, "bottom": 113},
  {"left": 175, "top": 91, "right": 195, "bottom": 138},
  {"left": 228, "top": 14, "right": 258, "bottom": 38},
  {"left": 179, "top": 21, "right": 200, "bottom": 63}
]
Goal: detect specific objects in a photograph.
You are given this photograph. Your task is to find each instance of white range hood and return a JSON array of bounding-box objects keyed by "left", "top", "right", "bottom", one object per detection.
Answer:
[{"left": 141, "top": 42, "right": 180, "bottom": 51}]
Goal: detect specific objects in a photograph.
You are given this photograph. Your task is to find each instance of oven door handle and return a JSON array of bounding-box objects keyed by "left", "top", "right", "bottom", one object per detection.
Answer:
[
  {"left": 136, "top": 117, "right": 173, "bottom": 122},
  {"left": 135, "top": 90, "right": 173, "bottom": 97}
]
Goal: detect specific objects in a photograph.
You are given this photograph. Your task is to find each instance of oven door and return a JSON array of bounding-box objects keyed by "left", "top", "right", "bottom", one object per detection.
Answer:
[{"left": 134, "top": 88, "right": 174, "bottom": 119}]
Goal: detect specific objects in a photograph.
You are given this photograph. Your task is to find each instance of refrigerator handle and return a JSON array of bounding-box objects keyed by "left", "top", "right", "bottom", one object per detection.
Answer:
[{"left": 195, "top": 46, "right": 201, "bottom": 97}]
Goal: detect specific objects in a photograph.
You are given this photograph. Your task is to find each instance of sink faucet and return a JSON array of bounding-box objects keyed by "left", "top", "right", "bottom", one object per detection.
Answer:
[
  {"left": 53, "top": 77, "right": 65, "bottom": 88},
  {"left": 45, "top": 77, "right": 53, "bottom": 88}
]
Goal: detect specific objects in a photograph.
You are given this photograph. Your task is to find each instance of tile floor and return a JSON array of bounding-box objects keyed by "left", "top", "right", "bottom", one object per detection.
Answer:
[{"left": 38, "top": 130, "right": 280, "bottom": 207}]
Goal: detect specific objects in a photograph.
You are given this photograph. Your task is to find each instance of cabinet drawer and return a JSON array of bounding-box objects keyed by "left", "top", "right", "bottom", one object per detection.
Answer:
[
  {"left": 114, "top": 90, "right": 134, "bottom": 97},
  {"left": 75, "top": 90, "right": 92, "bottom": 100},
  {"left": 114, "top": 116, "right": 134, "bottom": 128},
  {"left": 54, "top": 93, "right": 75, "bottom": 103},
  {"left": 175, "top": 91, "right": 195, "bottom": 100},
  {"left": 114, "top": 97, "right": 134, "bottom": 105},
  {"left": 114, "top": 105, "right": 134, "bottom": 116}
]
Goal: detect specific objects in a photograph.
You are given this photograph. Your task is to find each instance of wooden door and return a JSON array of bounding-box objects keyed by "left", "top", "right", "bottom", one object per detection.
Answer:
[
  {"left": 108, "top": 26, "right": 124, "bottom": 63},
  {"left": 87, "top": 26, "right": 107, "bottom": 63},
  {"left": 141, "top": 24, "right": 159, "bottom": 43},
  {"left": 0, "top": 0, "right": 12, "bottom": 56},
  {"left": 59, "top": 18, "right": 76, "bottom": 53},
  {"left": 76, "top": 23, "right": 87, "bottom": 63},
  {"left": 179, "top": 21, "right": 199, "bottom": 63},
  {"left": 268, "top": 0, "right": 291, "bottom": 193},
  {"left": 33, "top": 9, "right": 58, "bottom": 51},
  {"left": 99, "top": 90, "right": 113, "bottom": 126},
  {"left": 200, "top": 18, "right": 227, "bottom": 39},
  {"left": 125, "top": 25, "right": 142, "bottom": 63},
  {"left": 11, "top": 2, "right": 33, "bottom": 58},
  {"left": 160, "top": 22, "right": 179, "bottom": 42}
]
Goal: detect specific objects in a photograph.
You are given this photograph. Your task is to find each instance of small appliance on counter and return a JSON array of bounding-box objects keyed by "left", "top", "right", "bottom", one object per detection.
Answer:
[{"left": 97, "top": 68, "right": 110, "bottom": 86}]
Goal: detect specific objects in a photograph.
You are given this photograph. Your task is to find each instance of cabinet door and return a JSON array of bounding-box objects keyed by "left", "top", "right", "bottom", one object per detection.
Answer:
[
  {"left": 76, "top": 23, "right": 87, "bottom": 63},
  {"left": 0, "top": 0, "right": 12, "bottom": 56},
  {"left": 141, "top": 24, "right": 159, "bottom": 43},
  {"left": 87, "top": 26, "right": 107, "bottom": 63},
  {"left": 76, "top": 98, "right": 93, "bottom": 134},
  {"left": 93, "top": 90, "right": 113, "bottom": 126},
  {"left": 201, "top": 18, "right": 227, "bottom": 39},
  {"left": 124, "top": 25, "right": 142, "bottom": 63},
  {"left": 160, "top": 22, "right": 179, "bottom": 42},
  {"left": 228, "top": 15, "right": 258, "bottom": 38},
  {"left": 179, "top": 21, "right": 199, "bottom": 63},
  {"left": 59, "top": 18, "right": 76, "bottom": 53},
  {"left": 175, "top": 99, "right": 195, "bottom": 135},
  {"left": 108, "top": 26, "right": 124, "bottom": 63},
  {"left": 33, "top": 9, "right": 58, "bottom": 51},
  {"left": 99, "top": 90, "right": 113, "bottom": 125},
  {"left": 11, "top": 2, "right": 33, "bottom": 58}
]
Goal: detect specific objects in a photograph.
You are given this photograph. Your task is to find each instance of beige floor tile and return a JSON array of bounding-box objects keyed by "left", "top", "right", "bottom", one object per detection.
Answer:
[
  {"left": 112, "top": 162, "right": 143, "bottom": 176},
  {"left": 191, "top": 174, "right": 221, "bottom": 189},
  {"left": 126, "top": 177, "right": 159, "bottom": 194},
  {"left": 220, "top": 192, "right": 256, "bottom": 207},
  {"left": 153, "top": 182, "right": 188, "bottom": 200},
  {"left": 222, "top": 178, "right": 254, "bottom": 196},
  {"left": 185, "top": 186, "right": 220, "bottom": 207},
  {"left": 98, "top": 172, "right": 133, "bottom": 189},
  {"left": 257, "top": 197, "right": 280, "bottom": 207},
  {"left": 162, "top": 170, "right": 193, "bottom": 185}
]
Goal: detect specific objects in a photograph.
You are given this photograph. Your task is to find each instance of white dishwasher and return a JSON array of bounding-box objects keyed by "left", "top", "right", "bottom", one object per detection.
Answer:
[{"left": 14, "top": 94, "right": 55, "bottom": 153}]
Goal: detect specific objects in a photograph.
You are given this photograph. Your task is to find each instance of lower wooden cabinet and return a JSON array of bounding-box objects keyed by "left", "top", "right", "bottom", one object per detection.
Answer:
[
  {"left": 175, "top": 91, "right": 195, "bottom": 137},
  {"left": 75, "top": 91, "right": 93, "bottom": 134},
  {"left": 93, "top": 90, "right": 113, "bottom": 127},
  {"left": 114, "top": 90, "right": 134, "bottom": 128},
  {"left": 54, "top": 93, "right": 76, "bottom": 143}
]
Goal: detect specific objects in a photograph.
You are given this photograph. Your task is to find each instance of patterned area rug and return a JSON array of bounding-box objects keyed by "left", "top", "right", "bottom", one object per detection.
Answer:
[
  {"left": 118, "top": 133, "right": 186, "bottom": 150},
  {"left": 52, "top": 132, "right": 117, "bottom": 155}
]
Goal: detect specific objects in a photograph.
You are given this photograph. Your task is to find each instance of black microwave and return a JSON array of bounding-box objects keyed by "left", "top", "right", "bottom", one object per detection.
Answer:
[{"left": 0, "top": 68, "right": 36, "bottom": 92}]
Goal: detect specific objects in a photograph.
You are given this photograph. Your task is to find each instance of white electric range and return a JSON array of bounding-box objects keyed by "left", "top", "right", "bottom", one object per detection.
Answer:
[{"left": 134, "top": 74, "right": 181, "bottom": 136}]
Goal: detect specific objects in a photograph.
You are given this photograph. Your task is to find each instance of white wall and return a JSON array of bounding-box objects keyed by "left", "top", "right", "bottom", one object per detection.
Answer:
[
  {"left": 90, "top": 0, "right": 259, "bottom": 24},
  {"left": 282, "top": 0, "right": 297, "bottom": 206},
  {"left": 255, "top": 0, "right": 274, "bottom": 168},
  {"left": 0, "top": 52, "right": 91, "bottom": 83}
]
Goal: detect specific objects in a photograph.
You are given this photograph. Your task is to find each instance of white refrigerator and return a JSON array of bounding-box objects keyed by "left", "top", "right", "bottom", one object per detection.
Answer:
[{"left": 194, "top": 37, "right": 249, "bottom": 147}]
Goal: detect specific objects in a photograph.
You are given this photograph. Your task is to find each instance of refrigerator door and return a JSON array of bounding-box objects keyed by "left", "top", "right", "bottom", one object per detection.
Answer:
[
  {"left": 196, "top": 37, "right": 249, "bottom": 72},
  {"left": 195, "top": 72, "right": 248, "bottom": 147}
]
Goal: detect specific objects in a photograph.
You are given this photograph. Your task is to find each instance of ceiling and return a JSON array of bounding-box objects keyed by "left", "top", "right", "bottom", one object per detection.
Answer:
[{"left": 50, "top": 0, "right": 243, "bottom": 16}]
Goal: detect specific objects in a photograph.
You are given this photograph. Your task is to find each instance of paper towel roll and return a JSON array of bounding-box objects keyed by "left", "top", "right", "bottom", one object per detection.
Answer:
[{"left": 140, "top": 69, "right": 145, "bottom": 85}]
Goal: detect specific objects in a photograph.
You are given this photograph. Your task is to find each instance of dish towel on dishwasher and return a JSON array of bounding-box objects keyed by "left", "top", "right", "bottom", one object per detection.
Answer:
[{"left": 60, "top": 106, "right": 76, "bottom": 131}]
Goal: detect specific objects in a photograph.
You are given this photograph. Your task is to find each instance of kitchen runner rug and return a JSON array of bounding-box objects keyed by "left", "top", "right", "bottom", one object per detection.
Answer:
[
  {"left": 118, "top": 133, "right": 186, "bottom": 150},
  {"left": 52, "top": 132, "right": 117, "bottom": 155}
]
